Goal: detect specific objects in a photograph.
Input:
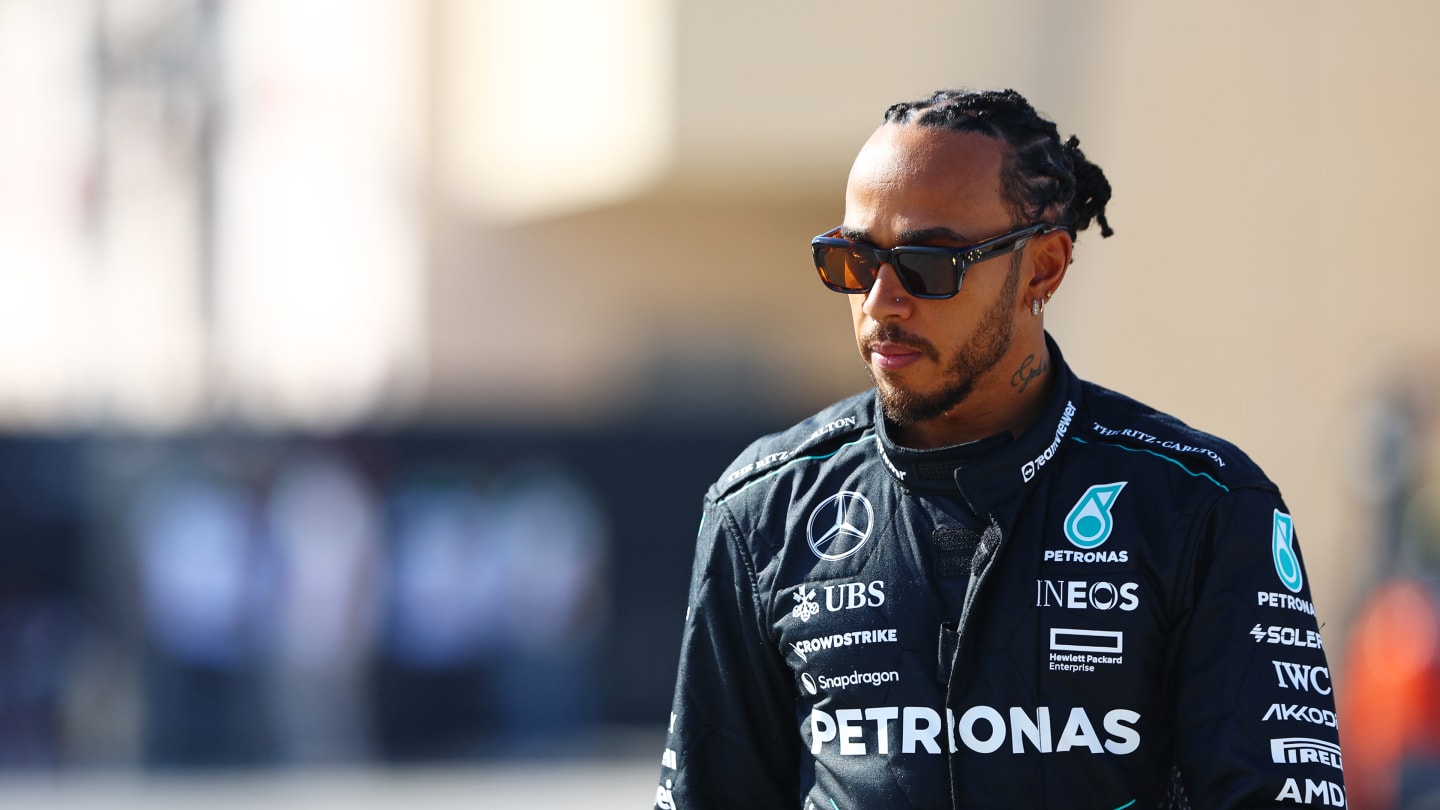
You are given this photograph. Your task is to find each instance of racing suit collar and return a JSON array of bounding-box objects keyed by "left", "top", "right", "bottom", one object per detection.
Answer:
[{"left": 874, "top": 334, "right": 1082, "bottom": 511}]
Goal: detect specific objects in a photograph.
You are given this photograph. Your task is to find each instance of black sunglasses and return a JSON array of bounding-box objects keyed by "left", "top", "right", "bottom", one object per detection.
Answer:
[{"left": 810, "top": 222, "right": 1062, "bottom": 299}]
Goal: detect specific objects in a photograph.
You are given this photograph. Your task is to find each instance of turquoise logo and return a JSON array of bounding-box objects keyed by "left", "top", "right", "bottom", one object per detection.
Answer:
[
  {"left": 1272, "top": 510, "right": 1303, "bottom": 593},
  {"left": 1064, "top": 482, "right": 1127, "bottom": 549}
]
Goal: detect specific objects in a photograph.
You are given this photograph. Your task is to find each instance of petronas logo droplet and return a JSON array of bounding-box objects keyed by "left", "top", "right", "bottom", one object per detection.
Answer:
[
  {"left": 1064, "top": 482, "right": 1128, "bottom": 549},
  {"left": 1272, "top": 510, "right": 1303, "bottom": 594}
]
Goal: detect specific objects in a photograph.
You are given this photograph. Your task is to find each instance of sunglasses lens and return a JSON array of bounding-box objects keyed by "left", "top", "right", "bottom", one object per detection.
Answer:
[
  {"left": 893, "top": 253, "right": 957, "bottom": 297},
  {"left": 815, "top": 244, "right": 878, "bottom": 293}
]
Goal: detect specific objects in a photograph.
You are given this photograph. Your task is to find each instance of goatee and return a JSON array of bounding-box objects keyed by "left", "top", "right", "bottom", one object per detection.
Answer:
[{"left": 863, "top": 259, "right": 1020, "bottom": 428}]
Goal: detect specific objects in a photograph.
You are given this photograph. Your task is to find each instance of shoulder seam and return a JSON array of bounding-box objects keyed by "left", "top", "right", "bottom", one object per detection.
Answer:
[
  {"left": 1070, "top": 435, "right": 1230, "bottom": 492},
  {"left": 716, "top": 429, "right": 875, "bottom": 506},
  {"left": 711, "top": 497, "right": 774, "bottom": 647}
]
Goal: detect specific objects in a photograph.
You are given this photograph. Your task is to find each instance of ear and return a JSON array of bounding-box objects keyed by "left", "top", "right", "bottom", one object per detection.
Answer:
[{"left": 1025, "top": 228, "right": 1073, "bottom": 303}]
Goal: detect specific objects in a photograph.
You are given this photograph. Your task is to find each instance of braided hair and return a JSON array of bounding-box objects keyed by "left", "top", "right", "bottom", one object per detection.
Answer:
[{"left": 883, "top": 88, "right": 1114, "bottom": 240}]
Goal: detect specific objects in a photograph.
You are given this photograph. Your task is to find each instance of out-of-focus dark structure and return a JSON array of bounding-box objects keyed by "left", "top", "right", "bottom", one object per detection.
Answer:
[
  {"left": 40, "top": 427, "right": 760, "bottom": 768},
  {"left": 2, "top": 424, "right": 783, "bottom": 769}
]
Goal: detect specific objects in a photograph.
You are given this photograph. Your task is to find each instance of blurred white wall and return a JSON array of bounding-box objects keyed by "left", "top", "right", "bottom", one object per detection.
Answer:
[
  {"left": 0, "top": 0, "right": 106, "bottom": 425},
  {"left": 435, "top": 0, "right": 674, "bottom": 223},
  {"left": 217, "top": 0, "right": 426, "bottom": 428},
  {"left": 0, "top": 0, "right": 427, "bottom": 429}
]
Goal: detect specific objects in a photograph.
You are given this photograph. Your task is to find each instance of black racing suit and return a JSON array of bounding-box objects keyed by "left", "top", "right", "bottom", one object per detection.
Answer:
[{"left": 655, "top": 339, "right": 1345, "bottom": 809}]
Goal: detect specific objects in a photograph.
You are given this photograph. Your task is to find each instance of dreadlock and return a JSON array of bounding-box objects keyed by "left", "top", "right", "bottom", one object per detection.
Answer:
[{"left": 883, "top": 88, "right": 1114, "bottom": 241}]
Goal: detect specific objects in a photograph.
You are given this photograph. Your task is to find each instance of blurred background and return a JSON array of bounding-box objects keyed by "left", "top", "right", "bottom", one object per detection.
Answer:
[{"left": 2, "top": 0, "right": 1440, "bottom": 807}]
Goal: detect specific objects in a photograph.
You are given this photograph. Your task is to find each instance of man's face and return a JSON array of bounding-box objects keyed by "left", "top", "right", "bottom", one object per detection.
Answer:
[{"left": 843, "top": 124, "right": 1028, "bottom": 429}]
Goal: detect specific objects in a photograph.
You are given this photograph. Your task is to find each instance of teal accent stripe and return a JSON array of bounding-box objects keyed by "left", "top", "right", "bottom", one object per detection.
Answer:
[
  {"left": 716, "top": 433, "right": 873, "bottom": 505},
  {"left": 830, "top": 800, "right": 840, "bottom": 810},
  {"left": 1114, "top": 801, "right": 1136, "bottom": 810},
  {"left": 1071, "top": 436, "right": 1229, "bottom": 492}
]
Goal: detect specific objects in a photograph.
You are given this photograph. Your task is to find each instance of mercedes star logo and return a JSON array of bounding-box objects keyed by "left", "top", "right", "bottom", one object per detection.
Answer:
[{"left": 806, "top": 491, "right": 875, "bottom": 561}]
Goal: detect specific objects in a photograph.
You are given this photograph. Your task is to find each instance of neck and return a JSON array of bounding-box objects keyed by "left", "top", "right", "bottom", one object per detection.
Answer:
[{"left": 891, "top": 341, "right": 1056, "bottom": 450}]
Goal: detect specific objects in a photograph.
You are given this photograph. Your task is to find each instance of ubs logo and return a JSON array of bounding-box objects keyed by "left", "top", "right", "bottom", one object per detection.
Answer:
[{"left": 807, "top": 491, "right": 875, "bottom": 561}]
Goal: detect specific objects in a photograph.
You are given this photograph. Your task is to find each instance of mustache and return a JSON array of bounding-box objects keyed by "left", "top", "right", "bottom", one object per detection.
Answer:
[{"left": 860, "top": 322, "right": 939, "bottom": 363}]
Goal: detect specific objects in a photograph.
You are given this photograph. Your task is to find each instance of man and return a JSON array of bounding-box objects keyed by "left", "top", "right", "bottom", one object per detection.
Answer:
[{"left": 655, "top": 88, "right": 1344, "bottom": 808}]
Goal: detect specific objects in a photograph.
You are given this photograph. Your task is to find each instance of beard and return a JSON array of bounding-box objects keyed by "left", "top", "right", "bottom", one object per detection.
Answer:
[{"left": 863, "top": 256, "right": 1021, "bottom": 428}]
